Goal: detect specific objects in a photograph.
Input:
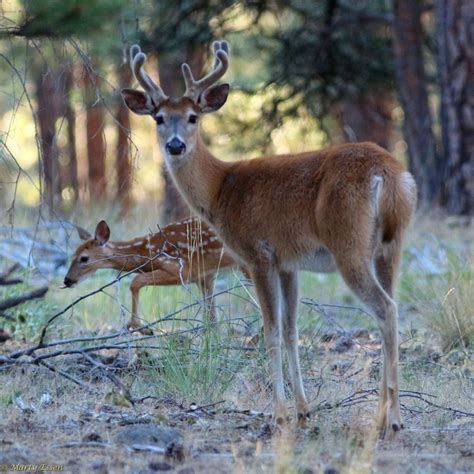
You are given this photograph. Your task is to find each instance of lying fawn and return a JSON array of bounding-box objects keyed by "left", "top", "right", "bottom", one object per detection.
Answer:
[
  {"left": 63, "top": 218, "right": 237, "bottom": 334},
  {"left": 121, "top": 41, "right": 417, "bottom": 438}
]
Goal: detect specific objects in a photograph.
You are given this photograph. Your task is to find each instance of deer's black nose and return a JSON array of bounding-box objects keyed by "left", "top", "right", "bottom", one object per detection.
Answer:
[
  {"left": 166, "top": 138, "right": 186, "bottom": 156},
  {"left": 64, "top": 276, "right": 75, "bottom": 287}
]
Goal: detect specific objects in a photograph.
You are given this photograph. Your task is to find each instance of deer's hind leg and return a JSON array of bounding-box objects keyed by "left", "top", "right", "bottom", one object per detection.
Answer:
[
  {"left": 373, "top": 236, "right": 404, "bottom": 432},
  {"left": 334, "top": 251, "right": 402, "bottom": 439}
]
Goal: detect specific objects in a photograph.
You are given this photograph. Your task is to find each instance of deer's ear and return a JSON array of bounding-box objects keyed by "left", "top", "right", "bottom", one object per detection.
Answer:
[
  {"left": 121, "top": 88, "right": 155, "bottom": 115},
  {"left": 94, "top": 220, "right": 110, "bottom": 245},
  {"left": 198, "top": 84, "right": 230, "bottom": 113},
  {"left": 75, "top": 225, "right": 92, "bottom": 241}
]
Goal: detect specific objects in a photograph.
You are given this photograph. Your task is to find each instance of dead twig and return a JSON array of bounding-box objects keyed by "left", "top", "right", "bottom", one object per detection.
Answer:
[
  {"left": 0, "top": 263, "right": 22, "bottom": 285},
  {"left": 0, "top": 285, "right": 48, "bottom": 312},
  {"left": 52, "top": 441, "right": 113, "bottom": 449}
]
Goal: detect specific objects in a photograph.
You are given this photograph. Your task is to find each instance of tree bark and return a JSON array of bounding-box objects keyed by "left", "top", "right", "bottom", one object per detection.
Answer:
[
  {"left": 83, "top": 64, "right": 106, "bottom": 200},
  {"left": 63, "top": 63, "right": 79, "bottom": 204},
  {"left": 155, "top": 45, "right": 204, "bottom": 223},
  {"left": 34, "top": 64, "right": 62, "bottom": 213},
  {"left": 436, "top": 0, "right": 474, "bottom": 215},
  {"left": 116, "top": 62, "right": 133, "bottom": 214},
  {"left": 392, "top": 0, "right": 439, "bottom": 206},
  {"left": 336, "top": 90, "right": 395, "bottom": 149}
]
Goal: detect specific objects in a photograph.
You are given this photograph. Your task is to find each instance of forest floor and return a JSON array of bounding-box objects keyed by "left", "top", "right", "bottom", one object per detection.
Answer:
[{"left": 0, "top": 214, "right": 473, "bottom": 473}]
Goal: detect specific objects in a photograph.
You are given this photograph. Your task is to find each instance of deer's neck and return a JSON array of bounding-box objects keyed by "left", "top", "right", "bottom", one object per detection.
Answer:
[{"left": 166, "top": 137, "right": 229, "bottom": 223}]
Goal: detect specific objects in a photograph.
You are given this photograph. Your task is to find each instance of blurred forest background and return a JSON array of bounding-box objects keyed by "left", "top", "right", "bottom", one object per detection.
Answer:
[{"left": 0, "top": 0, "right": 472, "bottom": 227}]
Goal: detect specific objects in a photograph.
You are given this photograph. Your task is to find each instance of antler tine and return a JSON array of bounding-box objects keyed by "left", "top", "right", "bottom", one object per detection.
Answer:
[
  {"left": 129, "top": 44, "right": 167, "bottom": 104},
  {"left": 183, "top": 40, "right": 230, "bottom": 100}
]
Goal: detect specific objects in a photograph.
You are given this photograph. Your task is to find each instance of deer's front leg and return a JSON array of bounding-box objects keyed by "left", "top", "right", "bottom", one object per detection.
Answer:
[
  {"left": 129, "top": 269, "right": 181, "bottom": 335},
  {"left": 250, "top": 264, "right": 288, "bottom": 426},
  {"left": 280, "top": 271, "right": 309, "bottom": 426}
]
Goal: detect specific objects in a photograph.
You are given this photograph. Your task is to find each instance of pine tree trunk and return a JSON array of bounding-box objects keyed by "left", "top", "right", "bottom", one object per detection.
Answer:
[
  {"left": 83, "top": 65, "right": 106, "bottom": 200},
  {"left": 436, "top": 0, "right": 474, "bottom": 215},
  {"left": 116, "top": 62, "right": 133, "bottom": 214},
  {"left": 63, "top": 63, "right": 79, "bottom": 204},
  {"left": 392, "top": 0, "right": 439, "bottom": 206},
  {"left": 34, "top": 64, "right": 61, "bottom": 214},
  {"left": 337, "top": 90, "right": 394, "bottom": 150}
]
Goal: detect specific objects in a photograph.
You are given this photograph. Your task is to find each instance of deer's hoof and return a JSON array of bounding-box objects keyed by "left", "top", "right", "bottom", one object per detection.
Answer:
[
  {"left": 297, "top": 411, "right": 311, "bottom": 428},
  {"left": 127, "top": 323, "right": 153, "bottom": 336}
]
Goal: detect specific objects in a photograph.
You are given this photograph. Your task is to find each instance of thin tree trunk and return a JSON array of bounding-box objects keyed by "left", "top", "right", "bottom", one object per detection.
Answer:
[
  {"left": 337, "top": 90, "right": 394, "bottom": 149},
  {"left": 156, "top": 45, "right": 204, "bottom": 223},
  {"left": 63, "top": 63, "right": 79, "bottom": 204},
  {"left": 436, "top": 0, "right": 474, "bottom": 215},
  {"left": 392, "top": 0, "right": 438, "bottom": 207},
  {"left": 116, "top": 62, "right": 133, "bottom": 214},
  {"left": 83, "top": 65, "right": 106, "bottom": 200},
  {"left": 34, "top": 64, "right": 61, "bottom": 214}
]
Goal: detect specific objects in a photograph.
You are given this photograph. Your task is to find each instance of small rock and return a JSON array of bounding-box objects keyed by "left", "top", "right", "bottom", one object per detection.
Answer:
[
  {"left": 149, "top": 461, "right": 174, "bottom": 471},
  {"left": 115, "top": 424, "right": 183, "bottom": 461}
]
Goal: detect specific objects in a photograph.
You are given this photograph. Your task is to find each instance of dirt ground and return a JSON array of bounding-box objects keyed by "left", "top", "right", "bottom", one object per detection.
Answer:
[{"left": 1, "top": 326, "right": 473, "bottom": 474}]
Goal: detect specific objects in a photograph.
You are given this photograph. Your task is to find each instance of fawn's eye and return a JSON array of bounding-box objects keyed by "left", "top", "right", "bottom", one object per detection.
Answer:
[
  {"left": 156, "top": 115, "right": 164, "bottom": 125},
  {"left": 188, "top": 114, "right": 198, "bottom": 124},
  {"left": 80, "top": 256, "right": 89, "bottom": 263}
]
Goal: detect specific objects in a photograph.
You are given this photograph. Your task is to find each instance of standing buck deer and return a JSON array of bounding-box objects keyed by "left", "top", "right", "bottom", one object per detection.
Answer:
[
  {"left": 121, "top": 41, "right": 417, "bottom": 438},
  {"left": 63, "top": 218, "right": 237, "bottom": 334}
]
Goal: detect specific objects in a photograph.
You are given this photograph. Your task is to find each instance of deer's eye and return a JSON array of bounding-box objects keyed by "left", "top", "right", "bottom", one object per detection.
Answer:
[
  {"left": 156, "top": 115, "right": 164, "bottom": 125},
  {"left": 188, "top": 114, "right": 198, "bottom": 124},
  {"left": 80, "top": 256, "right": 89, "bottom": 263}
]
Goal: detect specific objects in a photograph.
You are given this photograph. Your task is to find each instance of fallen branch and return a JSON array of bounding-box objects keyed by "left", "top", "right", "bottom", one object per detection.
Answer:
[
  {"left": 0, "top": 263, "right": 22, "bottom": 285},
  {"left": 52, "top": 441, "right": 113, "bottom": 449},
  {"left": 0, "top": 285, "right": 48, "bottom": 312},
  {"left": 312, "top": 388, "right": 474, "bottom": 418}
]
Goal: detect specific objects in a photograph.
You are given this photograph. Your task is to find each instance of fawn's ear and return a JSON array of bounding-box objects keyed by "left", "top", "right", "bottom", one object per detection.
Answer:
[
  {"left": 94, "top": 220, "right": 110, "bottom": 245},
  {"left": 75, "top": 225, "right": 92, "bottom": 241},
  {"left": 121, "top": 88, "right": 155, "bottom": 115},
  {"left": 198, "top": 84, "right": 230, "bottom": 113}
]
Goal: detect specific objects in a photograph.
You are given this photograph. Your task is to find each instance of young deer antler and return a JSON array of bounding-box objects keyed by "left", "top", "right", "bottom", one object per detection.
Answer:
[
  {"left": 182, "top": 41, "right": 230, "bottom": 100},
  {"left": 130, "top": 44, "right": 167, "bottom": 104}
]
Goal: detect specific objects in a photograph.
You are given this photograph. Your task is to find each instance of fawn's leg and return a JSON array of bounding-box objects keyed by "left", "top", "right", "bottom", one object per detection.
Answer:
[
  {"left": 250, "top": 264, "right": 288, "bottom": 425},
  {"left": 279, "top": 270, "right": 309, "bottom": 426},
  {"left": 335, "top": 256, "right": 402, "bottom": 439},
  {"left": 130, "top": 270, "right": 180, "bottom": 335}
]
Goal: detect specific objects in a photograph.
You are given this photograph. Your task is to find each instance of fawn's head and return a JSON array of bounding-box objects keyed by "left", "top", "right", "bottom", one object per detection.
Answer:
[
  {"left": 121, "top": 41, "right": 230, "bottom": 166},
  {"left": 63, "top": 221, "right": 111, "bottom": 288}
]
